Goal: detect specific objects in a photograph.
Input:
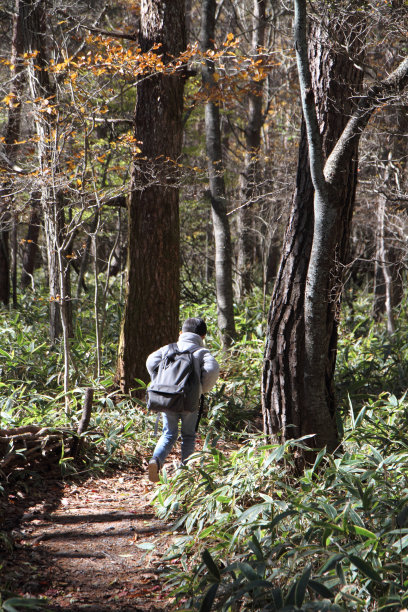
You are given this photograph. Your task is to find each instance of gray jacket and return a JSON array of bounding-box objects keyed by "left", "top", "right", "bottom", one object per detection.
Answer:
[{"left": 146, "top": 332, "right": 220, "bottom": 396}]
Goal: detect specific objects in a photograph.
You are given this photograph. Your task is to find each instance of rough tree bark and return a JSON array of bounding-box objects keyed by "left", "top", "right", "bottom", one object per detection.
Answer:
[
  {"left": 305, "top": 55, "right": 408, "bottom": 448},
  {"left": 116, "top": 0, "right": 186, "bottom": 392},
  {"left": 264, "top": 0, "right": 408, "bottom": 452},
  {"left": 262, "top": 2, "right": 365, "bottom": 451},
  {"left": 200, "top": 0, "right": 236, "bottom": 348}
]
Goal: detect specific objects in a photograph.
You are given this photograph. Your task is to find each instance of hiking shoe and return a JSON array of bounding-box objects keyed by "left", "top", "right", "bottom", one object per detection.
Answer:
[{"left": 148, "top": 457, "right": 160, "bottom": 483}]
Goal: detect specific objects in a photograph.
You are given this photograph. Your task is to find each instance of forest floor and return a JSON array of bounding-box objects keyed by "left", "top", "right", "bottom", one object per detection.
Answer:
[{"left": 1, "top": 446, "right": 191, "bottom": 612}]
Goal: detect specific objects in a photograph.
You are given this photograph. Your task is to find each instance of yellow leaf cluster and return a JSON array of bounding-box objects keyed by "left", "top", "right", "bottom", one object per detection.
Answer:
[{"left": 2, "top": 92, "right": 17, "bottom": 105}]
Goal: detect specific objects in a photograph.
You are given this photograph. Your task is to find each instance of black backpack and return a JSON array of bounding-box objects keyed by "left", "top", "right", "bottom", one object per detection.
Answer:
[{"left": 146, "top": 343, "right": 201, "bottom": 413}]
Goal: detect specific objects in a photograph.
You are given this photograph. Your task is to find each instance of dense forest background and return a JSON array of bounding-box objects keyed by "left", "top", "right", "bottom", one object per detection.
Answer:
[{"left": 1, "top": 0, "right": 408, "bottom": 610}]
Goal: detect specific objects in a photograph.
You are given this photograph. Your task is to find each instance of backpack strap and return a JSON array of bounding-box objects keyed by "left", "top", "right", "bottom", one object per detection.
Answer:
[
  {"left": 166, "top": 342, "right": 179, "bottom": 356},
  {"left": 178, "top": 345, "right": 201, "bottom": 355},
  {"left": 166, "top": 343, "right": 202, "bottom": 356}
]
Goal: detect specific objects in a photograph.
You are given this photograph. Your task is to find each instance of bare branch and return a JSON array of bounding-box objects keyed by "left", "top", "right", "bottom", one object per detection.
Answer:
[
  {"left": 325, "top": 56, "right": 408, "bottom": 184},
  {"left": 81, "top": 24, "right": 138, "bottom": 42},
  {"left": 103, "top": 195, "right": 127, "bottom": 208}
]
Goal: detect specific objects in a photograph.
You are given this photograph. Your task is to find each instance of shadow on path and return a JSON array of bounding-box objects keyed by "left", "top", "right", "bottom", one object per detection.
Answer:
[{"left": 1, "top": 466, "right": 176, "bottom": 611}]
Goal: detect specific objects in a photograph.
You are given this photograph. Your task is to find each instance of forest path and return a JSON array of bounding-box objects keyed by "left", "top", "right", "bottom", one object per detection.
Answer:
[{"left": 2, "top": 463, "right": 179, "bottom": 611}]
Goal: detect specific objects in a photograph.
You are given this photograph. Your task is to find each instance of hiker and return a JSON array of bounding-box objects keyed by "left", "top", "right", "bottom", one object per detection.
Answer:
[{"left": 146, "top": 317, "right": 220, "bottom": 482}]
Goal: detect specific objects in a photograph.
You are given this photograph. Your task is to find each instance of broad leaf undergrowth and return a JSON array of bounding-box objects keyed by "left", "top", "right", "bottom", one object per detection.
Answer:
[
  {"left": 2, "top": 289, "right": 408, "bottom": 610},
  {"left": 151, "top": 296, "right": 408, "bottom": 611},
  {"left": 153, "top": 396, "right": 408, "bottom": 611}
]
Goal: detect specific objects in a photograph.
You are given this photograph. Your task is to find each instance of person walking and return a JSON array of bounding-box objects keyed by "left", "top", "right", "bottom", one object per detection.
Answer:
[{"left": 146, "top": 317, "right": 220, "bottom": 482}]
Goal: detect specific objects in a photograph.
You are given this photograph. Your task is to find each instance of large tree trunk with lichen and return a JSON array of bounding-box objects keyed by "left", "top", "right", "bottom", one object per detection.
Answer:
[
  {"left": 116, "top": 0, "right": 186, "bottom": 392},
  {"left": 262, "top": 7, "right": 364, "bottom": 451}
]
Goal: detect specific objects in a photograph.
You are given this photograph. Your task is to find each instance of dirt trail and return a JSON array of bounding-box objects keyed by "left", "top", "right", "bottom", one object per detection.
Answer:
[{"left": 1, "top": 465, "right": 179, "bottom": 611}]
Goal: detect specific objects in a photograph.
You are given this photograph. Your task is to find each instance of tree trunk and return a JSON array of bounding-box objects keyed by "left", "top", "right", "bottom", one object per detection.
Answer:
[
  {"left": 375, "top": 190, "right": 395, "bottom": 334},
  {"left": 21, "top": 192, "right": 41, "bottom": 289},
  {"left": 283, "top": 0, "right": 408, "bottom": 451},
  {"left": 76, "top": 211, "right": 99, "bottom": 299},
  {"left": 236, "top": 0, "right": 266, "bottom": 301},
  {"left": 25, "top": 0, "right": 74, "bottom": 342},
  {"left": 263, "top": 3, "right": 364, "bottom": 450},
  {"left": 373, "top": 105, "right": 408, "bottom": 325},
  {"left": 0, "top": 223, "right": 10, "bottom": 306},
  {"left": 200, "top": 0, "right": 236, "bottom": 348},
  {"left": 116, "top": 0, "right": 186, "bottom": 392},
  {"left": 41, "top": 192, "right": 68, "bottom": 342},
  {"left": 262, "top": 120, "right": 314, "bottom": 441},
  {"left": 25, "top": 0, "right": 55, "bottom": 326},
  {"left": 0, "top": 0, "right": 26, "bottom": 305}
]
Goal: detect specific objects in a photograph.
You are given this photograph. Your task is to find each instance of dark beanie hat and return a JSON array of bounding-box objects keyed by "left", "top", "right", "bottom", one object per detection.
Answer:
[{"left": 182, "top": 317, "right": 207, "bottom": 336}]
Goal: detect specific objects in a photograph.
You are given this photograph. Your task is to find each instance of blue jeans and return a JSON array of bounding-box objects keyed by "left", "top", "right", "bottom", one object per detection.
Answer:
[{"left": 153, "top": 410, "right": 198, "bottom": 466}]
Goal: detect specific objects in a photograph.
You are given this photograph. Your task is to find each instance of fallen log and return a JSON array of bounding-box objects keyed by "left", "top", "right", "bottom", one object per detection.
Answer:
[
  {"left": 0, "top": 428, "right": 71, "bottom": 472},
  {"left": 0, "top": 388, "right": 96, "bottom": 473}
]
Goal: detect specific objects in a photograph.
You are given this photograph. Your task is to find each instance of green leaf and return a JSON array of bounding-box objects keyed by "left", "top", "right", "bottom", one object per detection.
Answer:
[
  {"left": 349, "top": 395, "right": 355, "bottom": 429},
  {"left": 199, "top": 525, "right": 217, "bottom": 539},
  {"left": 237, "top": 562, "right": 260, "bottom": 581},
  {"left": 285, "top": 579, "right": 297, "bottom": 606},
  {"left": 339, "top": 590, "right": 366, "bottom": 604},
  {"left": 30, "top": 342, "right": 47, "bottom": 354},
  {"left": 295, "top": 565, "right": 311, "bottom": 607},
  {"left": 377, "top": 600, "right": 404, "bottom": 611},
  {"left": 320, "top": 521, "right": 345, "bottom": 535},
  {"left": 354, "top": 406, "right": 367, "bottom": 428},
  {"left": 215, "top": 495, "right": 231, "bottom": 503},
  {"left": 199, "top": 583, "right": 219, "bottom": 612},
  {"left": 2, "top": 599, "right": 47, "bottom": 611},
  {"left": 248, "top": 534, "right": 264, "bottom": 561},
  {"left": 268, "top": 510, "right": 297, "bottom": 530},
  {"left": 2, "top": 605, "right": 18, "bottom": 612},
  {"left": 336, "top": 561, "right": 346, "bottom": 585},
  {"left": 319, "top": 553, "right": 345, "bottom": 574},
  {"left": 392, "top": 533, "right": 408, "bottom": 553},
  {"left": 202, "top": 549, "right": 221, "bottom": 582},
  {"left": 269, "top": 444, "right": 286, "bottom": 462},
  {"left": 368, "top": 446, "right": 384, "bottom": 465},
  {"left": 347, "top": 507, "right": 365, "bottom": 528},
  {"left": 308, "top": 579, "right": 334, "bottom": 600},
  {"left": 135, "top": 542, "right": 155, "bottom": 550},
  {"left": 319, "top": 501, "right": 337, "bottom": 520},
  {"left": 259, "top": 493, "right": 274, "bottom": 503},
  {"left": 352, "top": 525, "right": 378, "bottom": 540},
  {"left": 197, "top": 468, "right": 216, "bottom": 491},
  {"left": 349, "top": 554, "right": 382, "bottom": 583},
  {"left": 232, "top": 579, "right": 274, "bottom": 599},
  {"left": 311, "top": 447, "right": 326, "bottom": 473},
  {"left": 236, "top": 503, "right": 265, "bottom": 524},
  {"left": 271, "top": 588, "right": 284, "bottom": 609},
  {"left": 134, "top": 378, "right": 147, "bottom": 389}
]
